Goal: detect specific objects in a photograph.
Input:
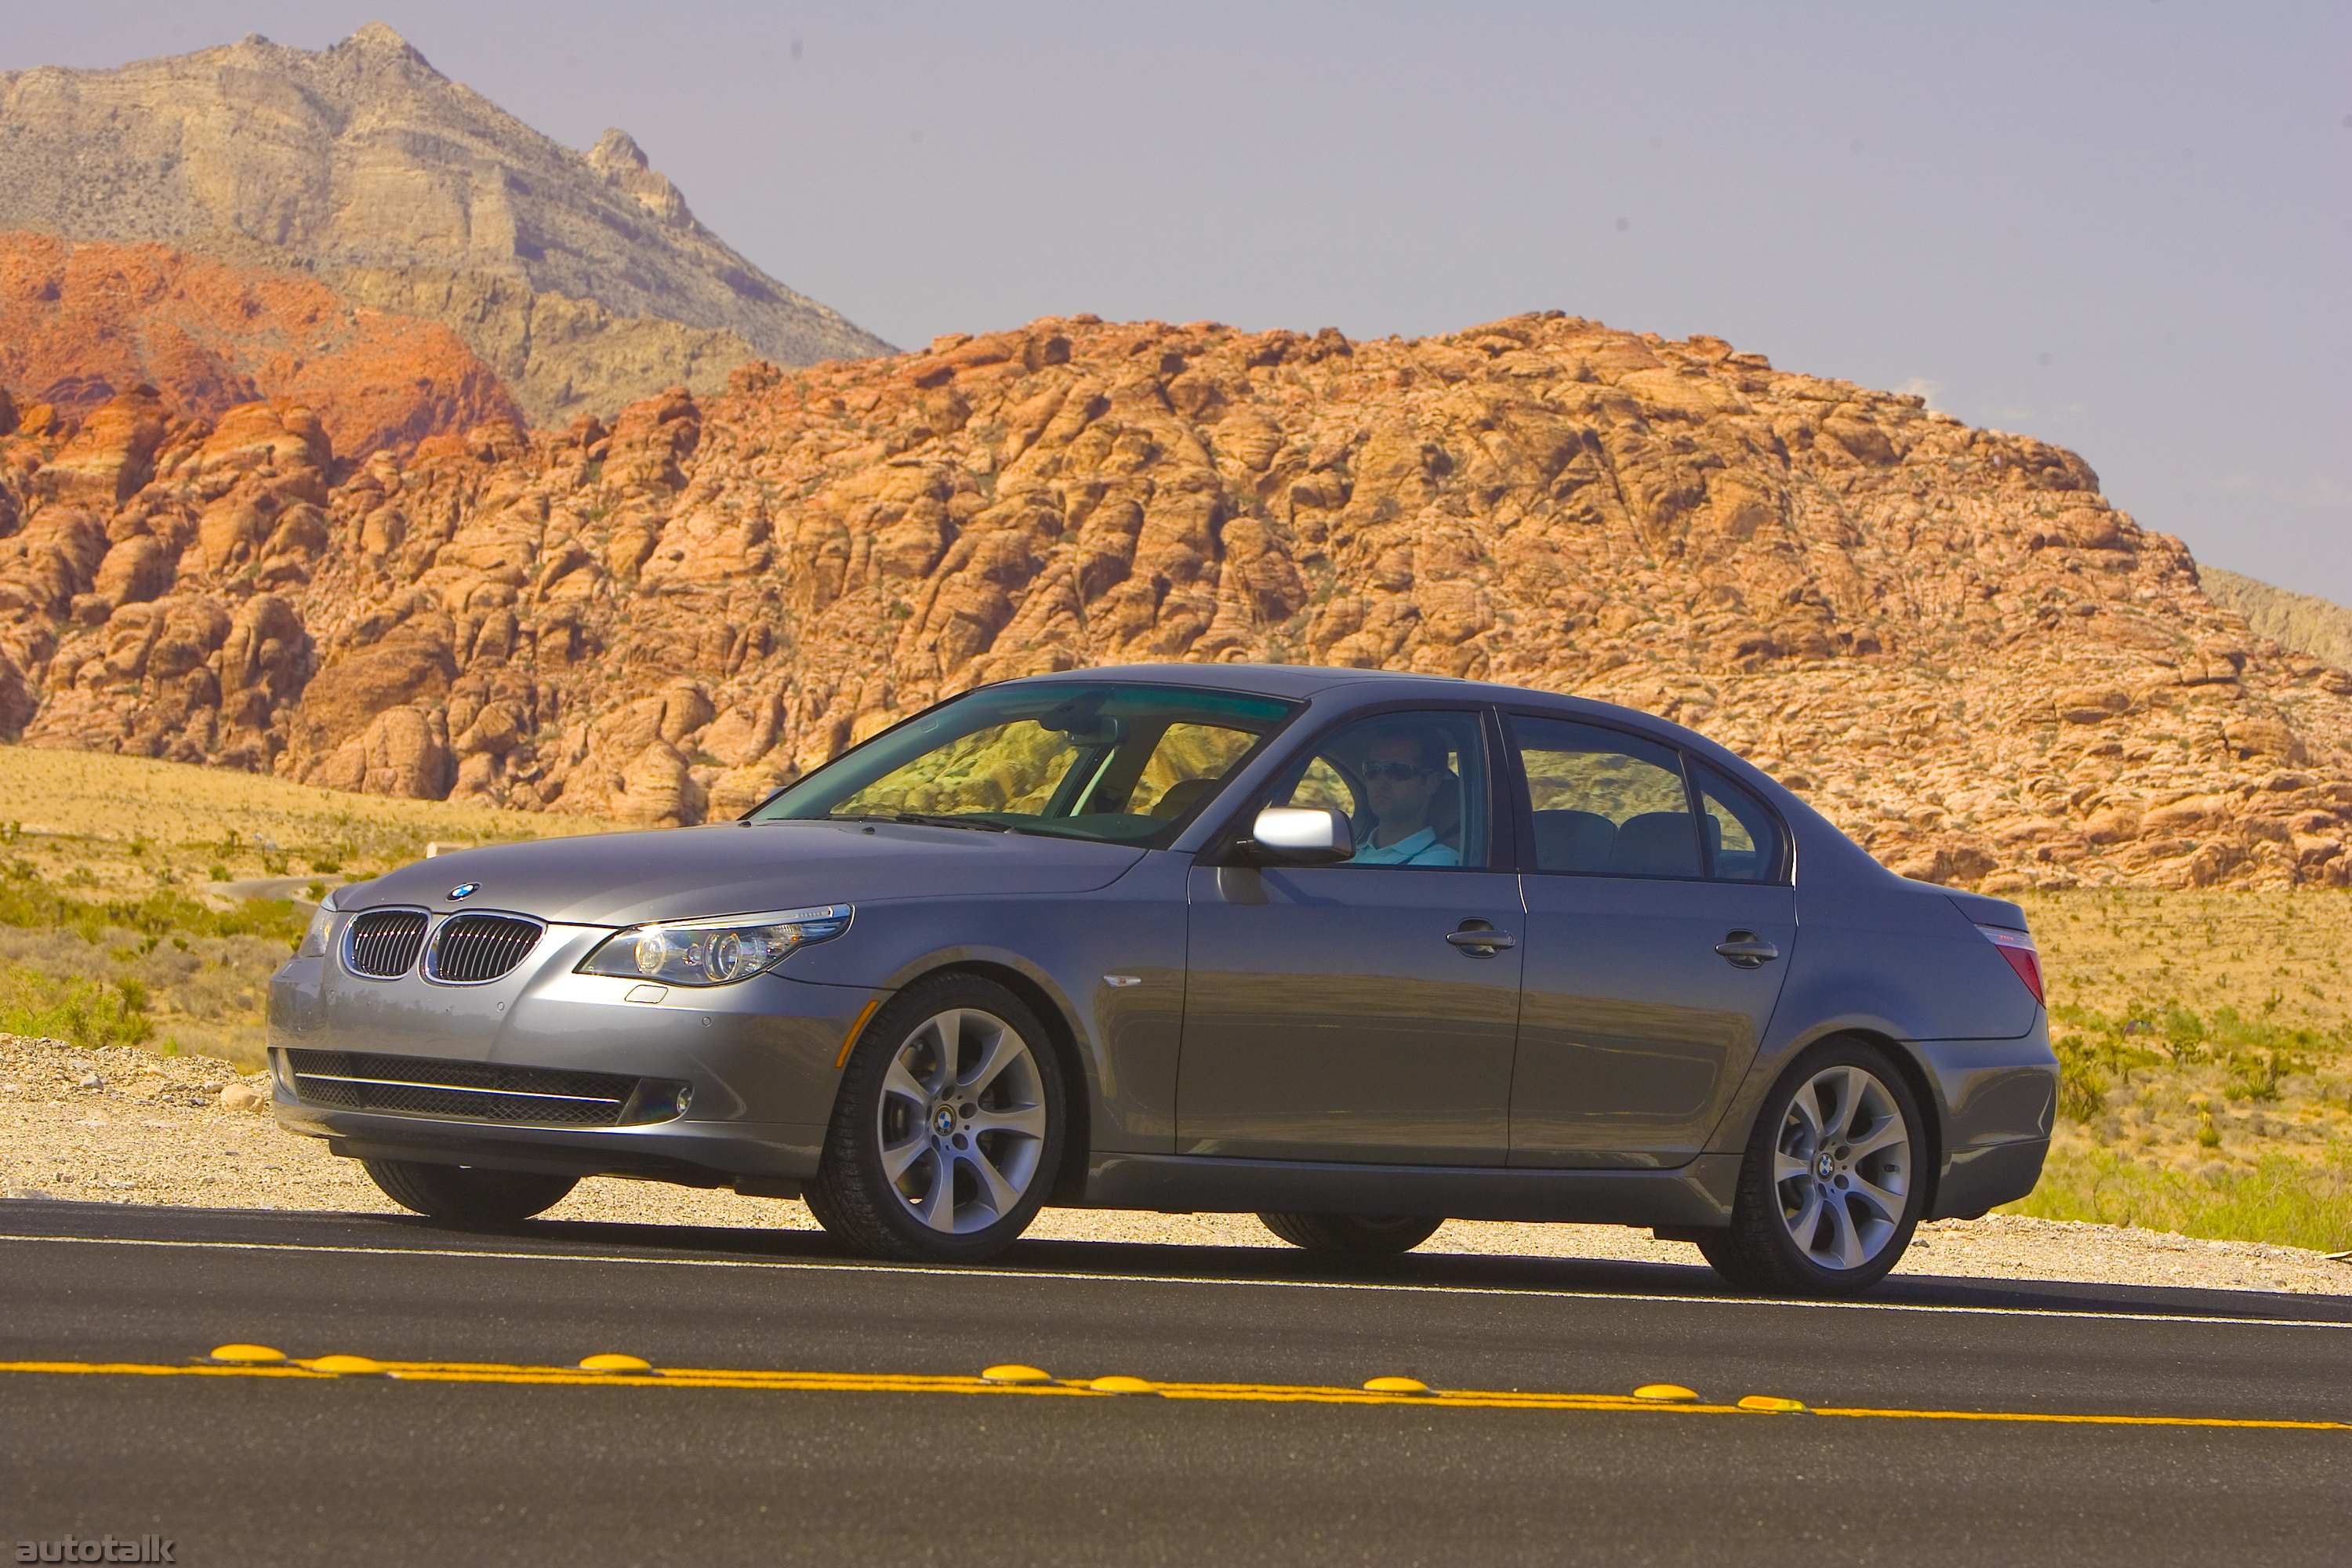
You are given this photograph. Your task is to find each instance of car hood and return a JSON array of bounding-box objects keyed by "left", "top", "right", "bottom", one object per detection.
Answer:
[{"left": 340, "top": 820, "right": 1149, "bottom": 926}]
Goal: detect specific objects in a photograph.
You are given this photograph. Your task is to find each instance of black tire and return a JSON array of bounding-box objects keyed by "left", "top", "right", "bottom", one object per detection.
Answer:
[
  {"left": 1258, "top": 1212, "right": 1443, "bottom": 1255},
  {"left": 1700, "top": 1039, "right": 1927, "bottom": 1298},
  {"left": 362, "top": 1159, "right": 578, "bottom": 1223},
  {"left": 807, "top": 974, "right": 1067, "bottom": 1264}
]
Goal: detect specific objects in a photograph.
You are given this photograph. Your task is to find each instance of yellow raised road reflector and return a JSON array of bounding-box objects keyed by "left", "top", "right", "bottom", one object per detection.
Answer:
[
  {"left": 981, "top": 1364, "right": 1052, "bottom": 1385},
  {"left": 579, "top": 1354, "right": 655, "bottom": 1373},
  {"left": 208, "top": 1345, "right": 285, "bottom": 1365},
  {"left": 1634, "top": 1385, "right": 1699, "bottom": 1402},
  {"left": 1087, "top": 1375, "right": 1158, "bottom": 1395},
  {"left": 1737, "top": 1395, "right": 1807, "bottom": 1413},
  {"left": 1363, "top": 1377, "right": 1433, "bottom": 1396},
  {"left": 8, "top": 1359, "right": 2350, "bottom": 1431}
]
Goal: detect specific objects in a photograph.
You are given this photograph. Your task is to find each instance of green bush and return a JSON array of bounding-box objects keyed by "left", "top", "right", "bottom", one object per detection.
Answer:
[
  {"left": 0, "top": 861, "right": 305, "bottom": 948},
  {"left": 2006, "top": 1148, "right": 2352, "bottom": 1254},
  {"left": 0, "top": 970, "right": 156, "bottom": 1051}
]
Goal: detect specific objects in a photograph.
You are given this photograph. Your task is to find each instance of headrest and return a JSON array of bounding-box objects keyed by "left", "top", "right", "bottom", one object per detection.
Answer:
[
  {"left": 1149, "top": 775, "right": 1218, "bottom": 819},
  {"left": 1613, "top": 812, "right": 1703, "bottom": 877},
  {"left": 1532, "top": 808, "right": 1615, "bottom": 873}
]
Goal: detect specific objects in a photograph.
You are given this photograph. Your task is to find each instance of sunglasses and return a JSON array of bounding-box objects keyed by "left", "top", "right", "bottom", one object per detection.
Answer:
[{"left": 1360, "top": 760, "right": 1435, "bottom": 781}]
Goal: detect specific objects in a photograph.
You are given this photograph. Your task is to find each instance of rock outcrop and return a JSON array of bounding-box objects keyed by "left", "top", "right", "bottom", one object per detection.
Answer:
[
  {"left": 5, "top": 312, "right": 2348, "bottom": 889},
  {"left": 2199, "top": 568, "right": 2352, "bottom": 673},
  {"left": 0, "top": 24, "right": 890, "bottom": 424},
  {"left": 0, "top": 232, "right": 520, "bottom": 461}
]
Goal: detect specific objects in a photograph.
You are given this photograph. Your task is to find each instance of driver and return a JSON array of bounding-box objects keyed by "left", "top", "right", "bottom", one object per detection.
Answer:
[{"left": 1350, "top": 728, "right": 1459, "bottom": 866}]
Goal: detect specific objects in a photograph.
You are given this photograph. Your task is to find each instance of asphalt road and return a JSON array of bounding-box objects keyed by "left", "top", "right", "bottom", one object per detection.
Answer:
[{"left": 2, "top": 1202, "right": 2347, "bottom": 1567}]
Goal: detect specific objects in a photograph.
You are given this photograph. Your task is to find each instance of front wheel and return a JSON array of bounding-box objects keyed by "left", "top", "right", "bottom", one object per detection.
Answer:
[
  {"left": 1699, "top": 1041, "right": 1926, "bottom": 1298},
  {"left": 806, "top": 975, "right": 1066, "bottom": 1264},
  {"left": 362, "top": 1159, "right": 578, "bottom": 1223},
  {"left": 1258, "top": 1212, "right": 1443, "bottom": 1256}
]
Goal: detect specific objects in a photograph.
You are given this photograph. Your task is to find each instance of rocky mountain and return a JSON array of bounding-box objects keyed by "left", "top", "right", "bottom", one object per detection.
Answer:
[
  {"left": 2, "top": 312, "right": 2347, "bottom": 891},
  {"left": 0, "top": 24, "right": 889, "bottom": 424},
  {"left": 2199, "top": 568, "right": 2352, "bottom": 673},
  {"left": 0, "top": 231, "right": 519, "bottom": 461}
]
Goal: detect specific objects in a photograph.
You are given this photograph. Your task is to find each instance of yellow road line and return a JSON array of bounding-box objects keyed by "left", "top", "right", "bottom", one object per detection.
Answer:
[
  {"left": 0, "top": 1359, "right": 2343, "bottom": 1430},
  {"left": 1809, "top": 1407, "right": 2351, "bottom": 1431}
]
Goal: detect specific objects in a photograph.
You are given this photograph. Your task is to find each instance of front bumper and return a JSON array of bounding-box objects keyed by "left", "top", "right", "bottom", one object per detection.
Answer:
[{"left": 268, "top": 927, "right": 882, "bottom": 1187}]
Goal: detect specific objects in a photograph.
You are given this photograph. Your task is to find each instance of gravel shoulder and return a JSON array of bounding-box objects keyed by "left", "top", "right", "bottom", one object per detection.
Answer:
[{"left": 5, "top": 1035, "right": 2347, "bottom": 1298}]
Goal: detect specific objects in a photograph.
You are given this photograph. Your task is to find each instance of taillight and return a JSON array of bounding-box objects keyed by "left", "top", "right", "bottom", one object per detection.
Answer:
[{"left": 1976, "top": 924, "right": 2043, "bottom": 1006}]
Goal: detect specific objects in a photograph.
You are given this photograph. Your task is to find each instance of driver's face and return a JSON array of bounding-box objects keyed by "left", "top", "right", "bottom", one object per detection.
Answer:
[{"left": 1363, "top": 737, "right": 1439, "bottom": 831}]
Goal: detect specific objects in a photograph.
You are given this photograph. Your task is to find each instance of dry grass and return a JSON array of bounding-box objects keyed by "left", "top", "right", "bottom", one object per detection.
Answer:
[
  {"left": 0, "top": 744, "right": 622, "bottom": 1065},
  {"left": 2006, "top": 887, "right": 2352, "bottom": 1248},
  {"left": 0, "top": 743, "right": 612, "bottom": 899}
]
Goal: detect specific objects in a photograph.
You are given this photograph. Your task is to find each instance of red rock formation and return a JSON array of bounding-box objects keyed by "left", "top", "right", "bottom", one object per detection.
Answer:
[
  {"left": 0, "top": 233, "right": 523, "bottom": 460},
  {"left": 3, "top": 313, "right": 2347, "bottom": 890}
]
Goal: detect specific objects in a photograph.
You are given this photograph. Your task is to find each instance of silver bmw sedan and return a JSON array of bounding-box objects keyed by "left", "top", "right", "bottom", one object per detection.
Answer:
[{"left": 269, "top": 665, "right": 2056, "bottom": 1297}]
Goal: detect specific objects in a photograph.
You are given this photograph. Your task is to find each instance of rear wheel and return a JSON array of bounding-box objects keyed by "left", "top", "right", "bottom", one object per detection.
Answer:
[
  {"left": 806, "top": 975, "right": 1065, "bottom": 1264},
  {"left": 1699, "top": 1040, "right": 1926, "bottom": 1298},
  {"left": 1258, "top": 1212, "right": 1443, "bottom": 1256},
  {"left": 362, "top": 1159, "right": 578, "bottom": 1223}
]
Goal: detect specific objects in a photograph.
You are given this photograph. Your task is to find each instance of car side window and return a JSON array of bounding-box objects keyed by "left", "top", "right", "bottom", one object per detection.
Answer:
[
  {"left": 1694, "top": 763, "right": 1789, "bottom": 884},
  {"left": 1507, "top": 716, "right": 1702, "bottom": 878},
  {"left": 1269, "top": 711, "right": 1490, "bottom": 869},
  {"left": 1120, "top": 722, "right": 1265, "bottom": 819}
]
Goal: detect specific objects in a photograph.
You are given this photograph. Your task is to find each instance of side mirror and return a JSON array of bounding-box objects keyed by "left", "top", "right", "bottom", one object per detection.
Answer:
[{"left": 1243, "top": 805, "right": 1353, "bottom": 866}]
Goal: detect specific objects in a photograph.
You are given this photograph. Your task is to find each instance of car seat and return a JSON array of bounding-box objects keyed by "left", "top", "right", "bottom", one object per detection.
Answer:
[
  {"left": 1531, "top": 808, "right": 1615, "bottom": 871},
  {"left": 1148, "top": 776, "right": 1218, "bottom": 819},
  {"left": 1612, "top": 812, "right": 1703, "bottom": 877}
]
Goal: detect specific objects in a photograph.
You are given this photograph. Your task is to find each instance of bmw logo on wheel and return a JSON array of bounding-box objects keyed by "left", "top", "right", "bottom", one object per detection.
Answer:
[{"left": 448, "top": 883, "right": 480, "bottom": 901}]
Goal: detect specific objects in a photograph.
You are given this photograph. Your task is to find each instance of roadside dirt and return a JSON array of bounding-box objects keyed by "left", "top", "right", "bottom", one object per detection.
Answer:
[{"left": 5, "top": 1034, "right": 2346, "bottom": 1297}]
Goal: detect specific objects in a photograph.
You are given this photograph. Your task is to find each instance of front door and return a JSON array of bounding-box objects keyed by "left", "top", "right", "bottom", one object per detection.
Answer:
[
  {"left": 1177, "top": 709, "right": 1523, "bottom": 1166},
  {"left": 1504, "top": 715, "right": 1796, "bottom": 1167}
]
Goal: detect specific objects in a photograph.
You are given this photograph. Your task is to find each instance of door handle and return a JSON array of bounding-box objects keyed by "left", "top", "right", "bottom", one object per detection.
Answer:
[
  {"left": 1715, "top": 931, "right": 1780, "bottom": 968},
  {"left": 1446, "top": 924, "right": 1517, "bottom": 954}
]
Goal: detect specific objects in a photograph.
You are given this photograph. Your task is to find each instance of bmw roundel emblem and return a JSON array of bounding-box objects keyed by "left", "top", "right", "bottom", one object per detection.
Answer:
[{"left": 448, "top": 883, "right": 479, "bottom": 901}]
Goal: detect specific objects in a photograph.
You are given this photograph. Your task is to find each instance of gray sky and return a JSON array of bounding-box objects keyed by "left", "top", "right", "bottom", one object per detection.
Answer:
[{"left": 10, "top": 2, "right": 2349, "bottom": 602}]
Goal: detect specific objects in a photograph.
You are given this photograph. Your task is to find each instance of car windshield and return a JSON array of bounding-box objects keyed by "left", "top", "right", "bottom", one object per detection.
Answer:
[{"left": 750, "top": 682, "right": 1301, "bottom": 847}]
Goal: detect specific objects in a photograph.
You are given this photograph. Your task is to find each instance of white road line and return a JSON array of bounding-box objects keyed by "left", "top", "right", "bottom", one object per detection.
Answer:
[{"left": 2, "top": 1231, "right": 2347, "bottom": 1330}]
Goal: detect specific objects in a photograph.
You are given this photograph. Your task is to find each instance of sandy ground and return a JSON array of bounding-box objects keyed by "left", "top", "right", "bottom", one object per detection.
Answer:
[{"left": 5, "top": 1035, "right": 2347, "bottom": 1297}]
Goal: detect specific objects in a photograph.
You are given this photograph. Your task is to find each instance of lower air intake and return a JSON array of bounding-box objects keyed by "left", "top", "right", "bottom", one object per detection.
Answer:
[{"left": 284, "top": 1050, "right": 685, "bottom": 1127}]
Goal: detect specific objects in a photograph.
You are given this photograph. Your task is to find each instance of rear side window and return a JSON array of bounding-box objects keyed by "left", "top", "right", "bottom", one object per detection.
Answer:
[
  {"left": 1507, "top": 717, "right": 1701, "bottom": 877},
  {"left": 1694, "top": 764, "right": 1789, "bottom": 884}
]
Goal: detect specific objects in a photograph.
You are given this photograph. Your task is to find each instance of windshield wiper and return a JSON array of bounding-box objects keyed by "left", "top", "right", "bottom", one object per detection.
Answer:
[{"left": 830, "top": 812, "right": 1013, "bottom": 834}]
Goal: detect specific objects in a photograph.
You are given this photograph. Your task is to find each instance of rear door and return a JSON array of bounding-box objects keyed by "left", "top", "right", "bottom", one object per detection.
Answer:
[{"left": 1504, "top": 714, "right": 1795, "bottom": 1167}]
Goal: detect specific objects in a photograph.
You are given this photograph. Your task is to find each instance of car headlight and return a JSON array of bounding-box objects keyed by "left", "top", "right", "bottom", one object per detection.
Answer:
[
  {"left": 576, "top": 905, "right": 854, "bottom": 986},
  {"left": 296, "top": 895, "right": 341, "bottom": 959}
]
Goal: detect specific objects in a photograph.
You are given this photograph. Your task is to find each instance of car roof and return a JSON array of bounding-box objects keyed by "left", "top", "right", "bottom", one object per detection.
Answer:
[{"left": 996, "top": 662, "right": 1610, "bottom": 713}]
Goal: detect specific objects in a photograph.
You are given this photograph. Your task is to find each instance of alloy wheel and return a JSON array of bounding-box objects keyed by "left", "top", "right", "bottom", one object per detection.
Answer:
[
  {"left": 1770, "top": 1063, "right": 1912, "bottom": 1272},
  {"left": 874, "top": 1007, "right": 1050, "bottom": 1235}
]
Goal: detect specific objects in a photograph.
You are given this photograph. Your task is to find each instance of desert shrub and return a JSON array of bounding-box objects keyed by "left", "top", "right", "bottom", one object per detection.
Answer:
[
  {"left": 2007, "top": 1147, "right": 2352, "bottom": 1253},
  {"left": 0, "top": 861, "right": 304, "bottom": 947},
  {"left": 0, "top": 970, "right": 154, "bottom": 1050},
  {"left": 2053, "top": 1036, "right": 2110, "bottom": 1124}
]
